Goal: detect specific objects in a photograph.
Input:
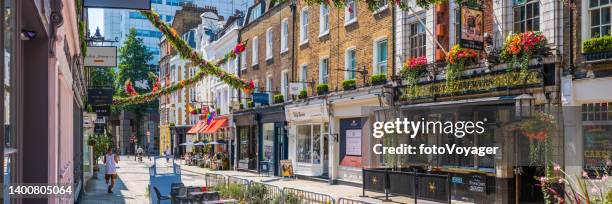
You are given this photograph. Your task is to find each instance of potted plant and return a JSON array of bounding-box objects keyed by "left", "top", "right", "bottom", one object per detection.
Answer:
[
  {"left": 316, "top": 84, "right": 329, "bottom": 95},
  {"left": 216, "top": 108, "right": 221, "bottom": 113},
  {"left": 342, "top": 79, "right": 357, "bottom": 90},
  {"left": 520, "top": 111, "right": 556, "bottom": 141},
  {"left": 273, "top": 94, "right": 284, "bottom": 104},
  {"left": 239, "top": 102, "right": 244, "bottom": 109},
  {"left": 500, "top": 31, "right": 547, "bottom": 72},
  {"left": 446, "top": 45, "right": 478, "bottom": 87},
  {"left": 299, "top": 90, "right": 307, "bottom": 99},
  {"left": 87, "top": 136, "right": 96, "bottom": 146},
  {"left": 247, "top": 100, "right": 254, "bottom": 108},
  {"left": 400, "top": 56, "right": 428, "bottom": 92},
  {"left": 370, "top": 74, "right": 387, "bottom": 85},
  {"left": 582, "top": 35, "right": 612, "bottom": 61}
]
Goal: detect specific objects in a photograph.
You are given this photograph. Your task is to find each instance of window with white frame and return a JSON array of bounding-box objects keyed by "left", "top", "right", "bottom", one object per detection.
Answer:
[
  {"left": 409, "top": 22, "right": 426, "bottom": 58},
  {"left": 345, "top": 0, "right": 357, "bottom": 24},
  {"left": 266, "top": 75, "right": 273, "bottom": 102},
  {"left": 252, "top": 36, "right": 259, "bottom": 65},
  {"left": 589, "top": 0, "right": 612, "bottom": 37},
  {"left": 320, "top": 58, "right": 329, "bottom": 84},
  {"left": 266, "top": 28, "right": 273, "bottom": 59},
  {"left": 373, "top": 0, "right": 388, "bottom": 11},
  {"left": 345, "top": 48, "right": 356, "bottom": 80},
  {"left": 513, "top": 0, "right": 540, "bottom": 33},
  {"left": 374, "top": 39, "right": 388, "bottom": 74},
  {"left": 281, "top": 18, "right": 289, "bottom": 52},
  {"left": 281, "top": 70, "right": 289, "bottom": 100},
  {"left": 241, "top": 52, "right": 247, "bottom": 70},
  {"left": 320, "top": 5, "right": 330, "bottom": 35},
  {"left": 301, "top": 9, "right": 309, "bottom": 43},
  {"left": 300, "top": 65, "right": 308, "bottom": 90}
]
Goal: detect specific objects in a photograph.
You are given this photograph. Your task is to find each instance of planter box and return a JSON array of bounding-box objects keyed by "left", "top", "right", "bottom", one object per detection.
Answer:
[
  {"left": 372, "top": 80, "right": 387, "bottom": 86},
  {"left": 343, "top": 85, "right": 356, "bottom": 90},
  {"left": 583, "top": 50, "right": 612, "bottom": 61}
]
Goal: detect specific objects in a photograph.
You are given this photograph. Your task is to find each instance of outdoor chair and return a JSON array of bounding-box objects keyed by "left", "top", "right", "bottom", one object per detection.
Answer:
[
  {"left": 153, "top": 187, "right": 171, "bottom": 204},
  {"left": 170, "top": 183, "right": 185, "bottom": 204},
  {"left": 189, "top": 191, "right": 220, "bottom": 203}
]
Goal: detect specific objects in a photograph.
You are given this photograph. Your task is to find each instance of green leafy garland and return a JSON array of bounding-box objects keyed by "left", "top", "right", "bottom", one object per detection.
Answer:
[
  {"left": 280, "top": 0, "right": 475, "bottom": 11},
  {"left": 112, "top": 11, "right": 253, "bottom": 106}
]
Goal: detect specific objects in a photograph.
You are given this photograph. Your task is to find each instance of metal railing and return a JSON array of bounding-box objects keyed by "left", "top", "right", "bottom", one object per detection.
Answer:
[
  {"left": 250, "top": 182, "right": 282, "bottom": 202},
  {"left": 283, "top": 187, "right": 335, "bottom": 204},
  {"left": 337, "top": 197, "right": 375, "bottom": 204},
  {"left": 227, "top": 176, "right": 250, "bottom": 186},
  {"left": 205, "top": 173, "right": 227, "bottom": 188}
]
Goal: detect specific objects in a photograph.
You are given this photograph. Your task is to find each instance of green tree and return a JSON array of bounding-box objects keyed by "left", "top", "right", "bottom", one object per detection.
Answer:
[{"left": 115, "top": 28, "right": 158, "bottom": 147}]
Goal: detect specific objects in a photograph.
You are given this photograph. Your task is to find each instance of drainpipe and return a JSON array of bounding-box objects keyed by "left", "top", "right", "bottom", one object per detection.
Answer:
[{"left": 391, "top": 3, "right": 397, "bottom": 78}]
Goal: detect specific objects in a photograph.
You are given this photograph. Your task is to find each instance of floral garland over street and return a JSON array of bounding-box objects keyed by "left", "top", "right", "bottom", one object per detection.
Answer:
[
  {"left": 500, "top": 31, "right": 547, "bottom": 73},
  {"left": 273, "top": 0, "right": 460, "bottom": 11},
  {"left": 112, "top": 11, "right": 253, "bottom": 106}
]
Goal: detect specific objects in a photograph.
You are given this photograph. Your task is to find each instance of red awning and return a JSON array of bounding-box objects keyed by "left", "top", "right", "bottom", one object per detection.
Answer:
[
  {"left": 196, "top": 122, "right": 210, "bottom": 134},
  {"left": 187, "top": 121, "right": 206, "bottom": 134},
  {"left": 202, "top": 118, "right": 228, "bottom": 134}
]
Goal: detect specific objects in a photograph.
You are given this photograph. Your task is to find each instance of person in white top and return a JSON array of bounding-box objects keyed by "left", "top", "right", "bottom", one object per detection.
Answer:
[
  {"left": 103, "top": 147, "right": 119, "bottom": 194},
  {"left": 136, "top": 146, "right": 144, "bottom": 162}
]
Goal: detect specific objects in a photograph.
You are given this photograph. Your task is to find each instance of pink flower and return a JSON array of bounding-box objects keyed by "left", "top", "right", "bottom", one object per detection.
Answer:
[
  {"left": 591, "top": 187, "right": 598, "bottom": 193},
  {"left": 553, "top": 163, "right": 561, "bottom": 171},
  {"left": 539, "top": 176, "right": 547, "bottom": 183},
  {"left": 583, "top": 171, "right": 589, "bottom": 177},
  {"left": 558, "top": 178, "right": 563, "bottom": 183}
]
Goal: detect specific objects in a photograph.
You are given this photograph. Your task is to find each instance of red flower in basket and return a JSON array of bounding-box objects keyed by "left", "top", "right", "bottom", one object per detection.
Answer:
[{"left": 233, "top": 42, "right": 246, "bottom": 54}]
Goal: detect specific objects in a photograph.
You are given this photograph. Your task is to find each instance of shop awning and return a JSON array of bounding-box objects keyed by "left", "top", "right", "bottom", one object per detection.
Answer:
[
  {"left": 187, "top": 121, "right": 206, "bottom": 134},
  {"left": 202, "top": 118, "right": 228, "bottom": 134}
]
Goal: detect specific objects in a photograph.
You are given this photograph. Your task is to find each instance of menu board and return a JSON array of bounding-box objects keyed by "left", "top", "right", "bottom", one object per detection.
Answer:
[
  {"left": 280, "top": 160, "right": 293, "bottom": 177},
  {"left": 583, "top": 125, "right": 612, "bottom": 171},
  {"left": 345, "top": 129, "right": 362, "bottom": 156}
]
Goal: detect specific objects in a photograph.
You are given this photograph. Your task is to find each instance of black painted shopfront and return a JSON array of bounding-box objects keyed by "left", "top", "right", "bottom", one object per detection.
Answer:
[
  {"left": 234, "top": 110, "right": 258, "bottom": 171},
  {"left": 256, "top": 105, "right": 288, "bottom": 176}
]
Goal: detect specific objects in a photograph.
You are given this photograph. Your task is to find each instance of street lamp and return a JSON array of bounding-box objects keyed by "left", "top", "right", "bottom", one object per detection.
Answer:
[{"left": 515, "top": 93, "right": 535, "bottom": 118}]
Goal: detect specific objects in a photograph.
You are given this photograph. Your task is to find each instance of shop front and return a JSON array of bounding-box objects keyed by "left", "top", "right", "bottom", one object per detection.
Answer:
[
  {"left": 328, "top": 89, "right": 381, "bottom": 185},
  {"left": 170, "top": 125, "right": 191, "bottom": 157},
  {"left": 256, "top": 105, "right": 287, "bottom": 176},
  {"left": 286, "top": 99, "right": 330, "bottom": 178},
  {"left": 359, "top": 64, "right": 557, "bottom": 203},
  {"left": 234, "top": 109, "right": 258, "bottom": 171}
]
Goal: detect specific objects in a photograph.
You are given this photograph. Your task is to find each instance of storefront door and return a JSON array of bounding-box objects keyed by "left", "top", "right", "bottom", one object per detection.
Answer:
[{"left": 322, "top": 134, "right": 329, "bottom": 177}]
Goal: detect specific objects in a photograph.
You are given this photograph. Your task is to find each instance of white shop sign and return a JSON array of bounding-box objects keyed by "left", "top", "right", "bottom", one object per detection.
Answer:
[{"left": 85, "top": 46, "right": 117, "bottom": 67}]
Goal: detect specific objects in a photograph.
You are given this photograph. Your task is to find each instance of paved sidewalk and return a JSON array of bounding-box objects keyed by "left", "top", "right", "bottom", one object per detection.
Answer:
[
  {"left": 178, "top": 161, "right": 453, "bottom": 204},
  {"left": 79, "top": 156, "right": 153, "bottom": 204}
]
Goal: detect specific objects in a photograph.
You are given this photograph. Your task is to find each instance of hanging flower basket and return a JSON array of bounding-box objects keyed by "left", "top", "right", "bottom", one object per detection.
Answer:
[
  {"left": 87, "top": 137, "right": 96, "bottom": 146},
  {"left": 520, "top": 111, "right": 556, "bottom": 141},
  {"left": 446, "top": 45, "right": 478, "bottom": 91},
  {"left": 401, "top": 56, "right": 428, "bottom": 95},
  {"left": 500, "top": 31, "right": 547, "bottom": 72}
]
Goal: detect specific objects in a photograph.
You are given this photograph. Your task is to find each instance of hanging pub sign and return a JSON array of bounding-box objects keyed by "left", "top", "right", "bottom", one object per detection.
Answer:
[
  {"left": 289, "top": 83, "right": 302, "bottom": 95},
  {"left": 460, "top": 5, "right": 484, "bottom": 50},
  {"left": 252, "top": 93, "right": 270, "bottom": 105},
  {"left": 85, "top": 46, "right": 118, "bottom": 67},
  {"left": 88, "top": 88, "right": 114, "bottom": 106},
  {"left": 93, "top": 105, "right": 111, "bottom": 116},
  {"left": 84, "top": 0, "right": 151, "bottom": 10}
]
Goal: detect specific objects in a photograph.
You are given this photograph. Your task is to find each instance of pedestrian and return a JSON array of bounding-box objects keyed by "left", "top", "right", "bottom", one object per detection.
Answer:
[
  {"left": 136, "top": 146, "right": 144, "bottom": 162},
  {"left": 103, "top": 147, "right": 119, "bottom": 194},
  {"left": 165, "top": 147, "right": 171, "bottom": 163}
]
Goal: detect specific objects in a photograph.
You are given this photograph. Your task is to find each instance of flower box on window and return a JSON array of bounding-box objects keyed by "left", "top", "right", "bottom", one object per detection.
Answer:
[
  {"left": 299, "top": 90, "right": 308, "bottom": 99},
  {"left": 583, "top": 35, "right": 612, "bottom": 61},
  {"left": 370, "top": 74, "right": 387, "bottom": 85}
]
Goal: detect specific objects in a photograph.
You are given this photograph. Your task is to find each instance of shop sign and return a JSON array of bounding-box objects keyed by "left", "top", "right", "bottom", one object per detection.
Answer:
[
  {"left": 289, "top": 83, "right": 302, "bottom": 95},
  {"left": 94, "top": 124, "right": 105, "bottom": 134},
  {"left": 88, "top": 88, "right": 114, "bottom": 106},
  {"left": 93, "top": 105, "right": 110, "bottom": 116},
  {"left": 280, "top": 160, "right": 293, "bottom": 177},
  {"left": 252, "top": 93, "right": 269, "bottom": 105},
  {"left": 85, "top": 46, "right": 117, "bottom": 67},
  {"left": 468, "top": 174, "right": 486, "bottom": 193},
  {"left": 84, "top": 0, "right": 151, "bottom": 10},
  {"left": 460, "top": 6, "right": 484, "bottom": 50}
]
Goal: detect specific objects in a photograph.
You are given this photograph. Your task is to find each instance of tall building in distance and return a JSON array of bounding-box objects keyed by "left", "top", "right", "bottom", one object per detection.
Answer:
[{"left": 103, "top": 0, "right": 250, "bottom": 65}]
